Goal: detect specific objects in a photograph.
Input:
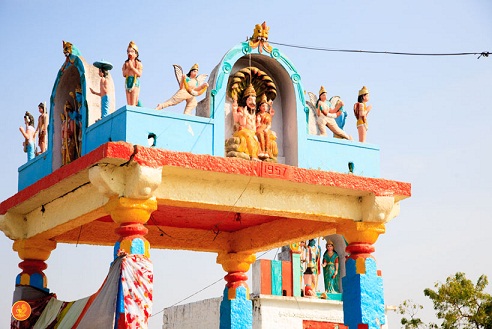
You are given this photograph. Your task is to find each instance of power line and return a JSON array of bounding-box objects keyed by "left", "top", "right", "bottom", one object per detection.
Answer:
[
  {"left": 150, "top": 249, "right": 275, "bottom": 318},
  {"left": 269, "top": 41, "right": 490, "bottom": 59}
]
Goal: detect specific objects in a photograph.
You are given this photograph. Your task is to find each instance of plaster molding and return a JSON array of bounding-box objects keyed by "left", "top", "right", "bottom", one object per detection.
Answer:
[
  {"left": 361, "top": 194, "right": 400, "bottom": 223},
  {"left": 89, "top": 163, "right": 162, "bottom": 199}
]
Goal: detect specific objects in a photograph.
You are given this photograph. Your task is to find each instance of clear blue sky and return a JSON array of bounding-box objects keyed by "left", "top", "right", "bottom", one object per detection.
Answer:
[{"left": 1, "top": 1, "right": 491, "bottom": 328}]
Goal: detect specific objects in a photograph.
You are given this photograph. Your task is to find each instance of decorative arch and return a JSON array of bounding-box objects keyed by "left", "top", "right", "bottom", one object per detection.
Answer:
[
  {"left": 48, "top": 44, "right": 115, "bottom": 170},
  {"left": 202, "top": 39, "right": 309, "bottom": 166}
]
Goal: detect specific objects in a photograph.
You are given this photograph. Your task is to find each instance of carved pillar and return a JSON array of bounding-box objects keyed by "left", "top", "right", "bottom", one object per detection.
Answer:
[
  {"left": 105, "top": 196, "right": 157, "bottom": 259},
  {"left": 217, "top": 252, "right": 256, "bottom": 329},
  {"left": 341, "top": 221, "right": 386, "bottom": 329},
  {"left": 289, "top": 243, "right": 302, "bottom": 297},
  {"left": 12, "top": 239, "right": 57, "bottom": 300},
  {"left": 89, "top": 163, "right": 161, "bottom": 259},
  {"left": 89, "top": 163, "right": 161, "bottom": 328}
]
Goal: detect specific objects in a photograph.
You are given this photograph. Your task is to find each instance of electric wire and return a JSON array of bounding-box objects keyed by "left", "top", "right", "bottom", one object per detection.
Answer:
[
  {"left": 150, "top": 249, "right": 275, "bottom": 317},
  {"left": 268, "top": 41, "right": 490, "bottom": 59}
]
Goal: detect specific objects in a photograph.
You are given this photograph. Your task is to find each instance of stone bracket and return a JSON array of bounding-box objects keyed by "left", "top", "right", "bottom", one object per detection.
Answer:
[{"left": 89, "top": 163, "right": 162, "bottom": 199}]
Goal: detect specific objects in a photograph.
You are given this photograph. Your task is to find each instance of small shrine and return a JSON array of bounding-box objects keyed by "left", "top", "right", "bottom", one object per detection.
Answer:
[{"left": 2, "top": 23, "right": 410, "bottom": 329}]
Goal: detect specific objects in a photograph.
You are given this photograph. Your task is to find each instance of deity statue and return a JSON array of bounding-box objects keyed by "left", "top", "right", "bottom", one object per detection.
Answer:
[
  {"left": 256, "top": 94, "right": 277, "bottom": 160},
  {"left": 122, "top": 41, "right": 143, "bottom": 106},
  {"left": 35, "top": 102, "right": 48, "bottom": 155},
  {"left": 19, "top": 111, "right": 36, "bottom": 161},
  {"left": 90, "top": 60, "right": 113, "bottom": 119},
  {"left": 353, "top": 86, "right": 372, "bottom": 142},
  {"left": 225, "top": 66, "right": 278, "bottom": 161},
  {"left": 61, "top": 100, "right": 80, "bottom": 165},
  {"left": 155, "top": 64, "right": 209, "bottom": 115},
  {"left": 307, "top": 86, "right": 352, "bottom": 140},
  {"left": 322, "top": 240, "right": 340, "bottom": 293},
  {"left": 303, "top": 238, "right": 321, "bottom": 297}
]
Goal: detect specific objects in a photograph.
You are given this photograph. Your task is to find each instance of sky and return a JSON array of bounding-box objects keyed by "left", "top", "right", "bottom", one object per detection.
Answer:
[{"left": 1, "top": 1, "right": 491, "bottom": 328}]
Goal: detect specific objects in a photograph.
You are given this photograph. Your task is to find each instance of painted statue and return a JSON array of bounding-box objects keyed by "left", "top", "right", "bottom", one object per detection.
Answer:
[
  {"left": 354, "top": 86, "right": 372, "bottom": 142},
  {"left": 255, "top": 94, "right": 277, "bottom": 160},
  {"left": 307, "top": 86, "right": 352, "bottom": 140},
  {"left": 61, "top": 100, "right": 80, "bottom": 165},
  {"left": 68, "top": 86, "right": 83, "bottom": 159},
  {"left": 155, "top": 64, "right": 208, "bottom": 115},
  {"left": 122, "top": 41, "right": 143, "bottom": 106},
  {"left": 322, "top": 240, "right": 340, "bottom": 293},
  {"left": 303, "top": 238, "right": 321, "bottom": 297},
  {"left": 19, "top": 111, "right": 36, "bottom": 161},
  {"left": 90, "top": 60, "right": 113, "bottom": 119},
  {"left": 299, "top": 240, "right": 308, "bottom": 293},
  {"left": 226, "top": 66, "right": 278, "bottom": 161},
  {"left": 35, "top": 102, "right": 48, "bottom": 155},
  {"left": 61, "top": 41, "right": 81, "bottom": 73},
  {"left": 249, "top": 21, "right": 272, "bottom": 53},
  {"left": 230, "top": 84, "right": 259, "bottom": 159}
]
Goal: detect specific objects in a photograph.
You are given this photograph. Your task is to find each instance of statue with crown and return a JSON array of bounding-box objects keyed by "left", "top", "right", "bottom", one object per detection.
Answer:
[{"left": 225, "top": 66, "right": 278, "bottom": 162}]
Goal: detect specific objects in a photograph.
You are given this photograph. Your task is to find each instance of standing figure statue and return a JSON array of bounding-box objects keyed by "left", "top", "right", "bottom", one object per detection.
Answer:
[
  {"left": 303, "top": 238, "right": 321, "bottom": 297},
  {"left": 19, "top": 111, "right": 36, "bottom": 161},
  {"left": 61, "top": 101, "right": 78, "bottom": 165},
  {"left": 255, "top": 94, "right": 277, "bottom": 160},
  {"left": 354, "top": 86, "right": 372, "bottom": 142},
  {"left": 35, "top": 102, "right": 48, "bottom": 155},
  {"left": 322, "top": 240, "right": 340, "bottom": 293},
  {"left": 91, "top": 60, "right": 113, "bottom": 119},
  {"left": 311, "top": 86, "right": 352, "bottom": 140},
  {"left": 155, "top": 64, "right": 208, "bottom": 115},
  {"left": 122, "top": 41, "right": 143, "bottom": 106}
]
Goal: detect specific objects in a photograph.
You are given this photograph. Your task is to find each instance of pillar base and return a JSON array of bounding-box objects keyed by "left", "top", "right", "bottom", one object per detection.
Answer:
[
  {"left": 220, "top": 286, "right": 252, "bottom": 329},
  {"left": 342, "top": 257, "right": 385, "bottom": 329}
]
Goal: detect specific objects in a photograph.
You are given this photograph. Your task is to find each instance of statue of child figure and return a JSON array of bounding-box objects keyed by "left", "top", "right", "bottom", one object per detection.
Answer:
[
  {"left": 122, "top": 41, "right": 143, "bottom": 106},
  {"left": 90, "top": 60, "right": 113, "bottom": 119},
  {"left": 255, "top": 94, "right": 275, "bottom": 159},
  {"left": 19, "top": 111, "right": 36, "bottom": 161},
  {"left": 35, "top": 102, "right": 48, "bottom": 155},
  {"left": 353, "top": 86, "right": 372, "bottom": 142}
]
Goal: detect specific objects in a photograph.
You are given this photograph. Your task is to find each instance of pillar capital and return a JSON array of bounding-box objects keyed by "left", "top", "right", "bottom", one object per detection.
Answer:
[
  {"left": 104, "top": 196, "right": 157, "bottom": 258},
  {"left": 105, "top": 196, "right": 157, "bottom": 225},
  {"left": 339, "top": 221, "right": 385, "bottom": 245},
  {"left": 217, "top": 252, "right": 256, "bottom": 274},
  {"left": 13, "top": 239, "right": 57, "bottom": 261},
  {"left": 13, "top": 239, "right": 57, "bottom": 292}
]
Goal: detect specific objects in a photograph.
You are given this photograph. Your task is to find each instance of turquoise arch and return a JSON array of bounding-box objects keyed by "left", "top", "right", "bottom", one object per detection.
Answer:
[{"left": 208, "top": 42, "right": 309, "bottom": 161}]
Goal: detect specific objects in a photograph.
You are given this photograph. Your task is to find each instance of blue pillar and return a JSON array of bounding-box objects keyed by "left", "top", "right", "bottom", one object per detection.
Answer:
[
  {"left": 220, "top": 285, "right": 252, "bottom": 329},
  {"left": 343, "top": 256, "right": 385, "bottom": 329}
]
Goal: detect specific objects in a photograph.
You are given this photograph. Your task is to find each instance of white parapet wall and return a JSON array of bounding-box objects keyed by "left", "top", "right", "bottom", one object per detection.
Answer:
[
  {"left": 161, "top": 294, "right": 391, "bottom": 328},
  {"left": 252, "top": 294, "right": 345, "bottom": 329},
  {"left": 162, "top": 297, "right": 222, "bottom": 329}
]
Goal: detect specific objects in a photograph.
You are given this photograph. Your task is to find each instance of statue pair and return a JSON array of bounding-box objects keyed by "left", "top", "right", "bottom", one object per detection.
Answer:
[
  {"left": 300, "top": 238, "right": 340, "bottom": 296},
  {"left": 19, "top": 103, "right": 48, "bottom": 161},
  {"left": 225, "top": 66, "right": 278, "bottom": 161},
  {"left": 308, "top": 85, "right": 372, "bottom": 143}
]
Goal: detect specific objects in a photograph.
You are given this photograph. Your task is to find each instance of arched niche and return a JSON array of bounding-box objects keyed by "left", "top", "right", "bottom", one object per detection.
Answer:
[
  {"left": 200, "top": 42, "right": 307, "bottom": 166},
  {"left": 49, "top": 51, "right": 115, "bottom": 170},
  {"left": 322, "top": 234, "right": 347, "bottom": 293}
]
